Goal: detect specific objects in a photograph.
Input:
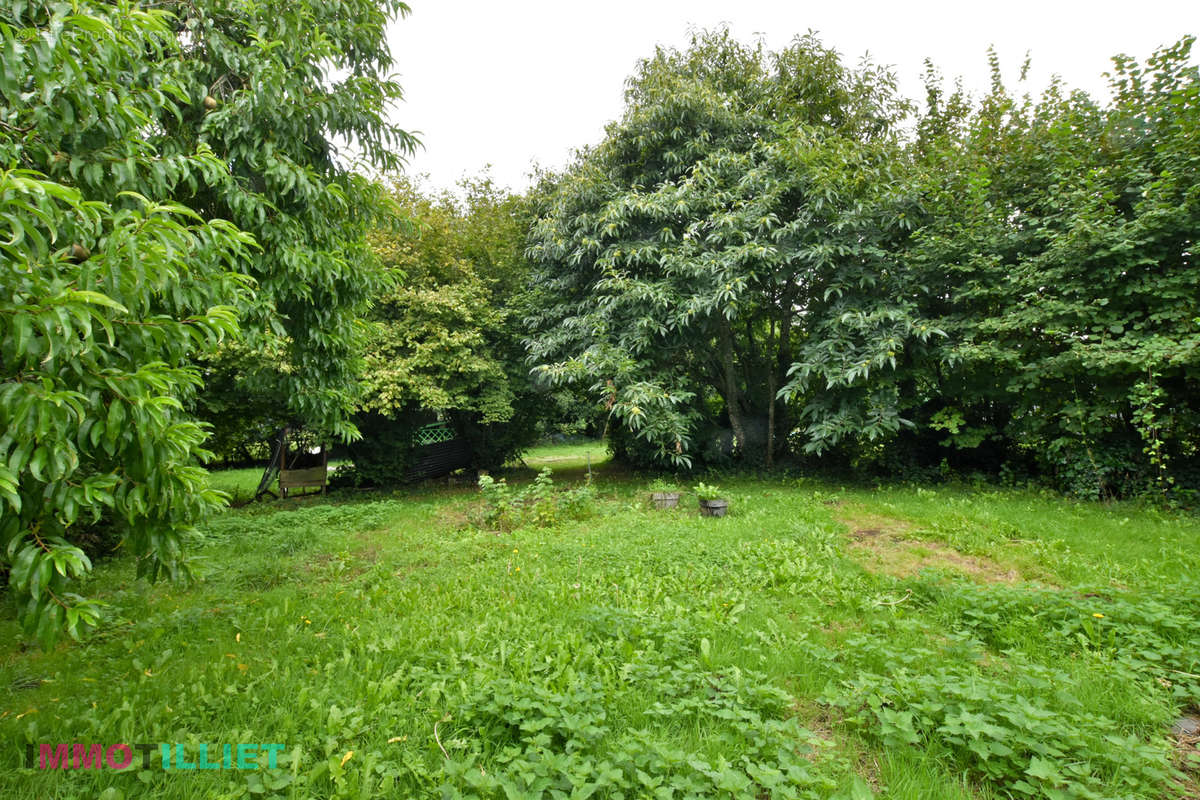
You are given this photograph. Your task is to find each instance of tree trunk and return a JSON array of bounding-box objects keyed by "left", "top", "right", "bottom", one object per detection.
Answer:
[
  {"left": 775, "top": 308, "right": 793, "bottom": 451},
  {"left": 766, "top": 320, "right": 776, "bottom": 469},
  {"left": 778, "top": 311, "right": 792, "bottom": 370},
  {"left": 719, "top": 321, "right": 748, "bottom": 456},
  {"left": 766, "top": 368, "right": 776, "bottom": 469}
]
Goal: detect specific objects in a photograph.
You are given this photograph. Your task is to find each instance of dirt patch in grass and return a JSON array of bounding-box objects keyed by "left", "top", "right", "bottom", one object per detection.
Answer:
[
  {"left": 837, "top": 508, "right": 917, "bottom": 537},
  {"left": 436, "top": 504, "right": 474, "bottom": 530},
  {"left": 788, "top": 699, "right": 842, "bottom": 760},
  {"left": 817, "top": 618, "right": 860, "bottom": 635},
  {"left": 853, "top": 752, "right": 884, "bottom": 796},
  {"left": 836, "top": 507, "right": 1021, "bottom": 584},
  {"left": 1176, "top": 753, "right": 1200, "bottom": 799},
  {"left": 303, "top": 551, "right": 335, "bottom": 568},
  {"left": 393, "top": 558, "right": 435, "bottom": 580},
  {"left": 851, "top": 537, "right": 1021, "bottom": 583},
  {"left": 789, "top": 699, "right": 883, "bottom": 794}
]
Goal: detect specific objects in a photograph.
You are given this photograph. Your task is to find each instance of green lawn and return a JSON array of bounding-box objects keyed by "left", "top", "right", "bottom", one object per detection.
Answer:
[
  {"left": 205, "top": 465, "right": 267, "bottom": 505},
  {"left": 508, "top": 440, "right": 613, "bottom": 476},
  {"left": 2, "top": 445, "right": 1198, "bottom": 799}
]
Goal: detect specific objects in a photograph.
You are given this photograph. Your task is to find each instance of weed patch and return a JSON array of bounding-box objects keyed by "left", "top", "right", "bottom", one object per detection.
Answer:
[
  {"left": 827, "top": 657, "right": 1175, "bottom": 800},
  {"left": 474, "top": 468, "right": 598, "bottom": 531}
]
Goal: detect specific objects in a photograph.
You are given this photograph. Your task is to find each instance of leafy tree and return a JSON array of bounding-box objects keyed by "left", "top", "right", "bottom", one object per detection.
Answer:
[
  {"left": 176, "top": 0, "right": 418, "bottom": 444},
  {"left": 526, "top": 31, "right": 933, "bottom": 466},
  {"left": 347, "top": 176, "right": 545, "bottom": 484},
  {"left": 528, "top": 28, "right": 1198, "bottom": 494},
  {"left": 0, "top": 0, "right": 415, "bottom": 644},
  {"left": 908, "top": 39, "right": 1200, "bottom": 497},
  {"left": 188, "top": 339, "right": 293, "bottom": 465},
  {"left": 0, "top": 2, "right": 254, "bottom": 645}
]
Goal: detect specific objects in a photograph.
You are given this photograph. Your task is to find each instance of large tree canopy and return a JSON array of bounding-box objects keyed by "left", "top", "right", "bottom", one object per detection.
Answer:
[
  {"left": 0, "top": 2, "right": 255, "bottom": 644},
  {"left": 178, "top": 0, "right": 418, "bottom": 443},
  {"left": 527, "top": 30, "right": 1198, "bottom": 497},
  {"left": 905, "top": 40, "right": 1200, "bottom": 497},
  {"left": 526, "top": 31, "right": 938, "bottom": 467}
]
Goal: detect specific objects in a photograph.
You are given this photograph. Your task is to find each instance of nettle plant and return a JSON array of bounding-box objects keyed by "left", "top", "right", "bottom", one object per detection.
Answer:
[
  {"left": 418, "top": 609, "right": 843, "bottom": 799},
  {"left": 830, "top": 661, "right": 1173, "bottom": 800},
  {"left": 475, "top": 468, "right": 597, "bottom": 531},
  {"left": 822, "top": 581, "right": 1200, "bottom": 800},
  {"left": 648, "top": 478, "right": 682, "bottom": 494}
]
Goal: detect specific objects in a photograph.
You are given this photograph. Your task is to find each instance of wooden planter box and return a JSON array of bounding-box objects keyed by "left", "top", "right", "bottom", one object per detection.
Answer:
[{"left": 650, "top": 491, "right": 681, "bottom": 509}]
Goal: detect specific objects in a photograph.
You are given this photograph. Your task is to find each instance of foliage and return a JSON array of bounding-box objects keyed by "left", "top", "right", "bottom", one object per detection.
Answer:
[
  {"left": 692, "top": 482, "right": 724, "bottom": 502},
  {"left": 0, "top": 0, "right": 414, "bottom": 645},
  {"left": 526, "top": 30, "right": 934, "bottom": 468},
  {"left": 906, "top": 39, "right": 1200, "bottom": 497},
  {"left": 474, "top": 468, "right": 596, "bottom": 531},
  {"left": 826, "top": 579, "right": 1200, "bottom": 799},
  {"left": 0, "top": 1, "right": 258, "bottom": 645},
  {"left": 175, "top": 0, "right": 418, "bottom": 444},
  {"left": 526, "top": 31, "right": 1199, "bottom": 497},
  {"left": 828, "top": 657, "right": 1173, "bottom": 799},
  {"left": 926, "top": 582, "right": 1200, "bottom": 705},
  {"left": 333, "top": 411, "right": 423, "bottom": 488},
  {"left": 350, "top": 176, "right": 544, "bottom": 482},
  {"left": 648, "top": 478, "right": 681, "bottom": 493},
  {"left": 191, "top": 341, "right": 293, "bottom": 465},
  {"left": 361, "top": 179, "right": 516, "bottom": 422}
]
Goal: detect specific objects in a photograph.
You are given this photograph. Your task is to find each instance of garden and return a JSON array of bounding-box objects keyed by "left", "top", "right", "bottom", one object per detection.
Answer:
[
  {"left": 2, "top": 0, "right": 1199, "bottom": 797},
  {"left": 2, "top": 445, "right": 1199, "bottom": 798}
]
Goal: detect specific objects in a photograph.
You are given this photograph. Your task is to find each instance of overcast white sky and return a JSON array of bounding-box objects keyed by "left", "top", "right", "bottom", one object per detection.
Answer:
[{"left": 387, "top": 0, "right": 1197, "bottom": 193}]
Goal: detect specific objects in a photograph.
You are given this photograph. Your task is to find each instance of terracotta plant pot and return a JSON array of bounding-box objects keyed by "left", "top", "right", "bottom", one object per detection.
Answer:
[
  {"left": 650, "top": 491, "right": 681, "bottom": 509},
  {"left": 698, "top": 498, "right": 729, "bottom": 517}
]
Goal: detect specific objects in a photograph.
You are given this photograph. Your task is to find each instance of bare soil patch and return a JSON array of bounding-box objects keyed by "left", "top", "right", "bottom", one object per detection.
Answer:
[
  {"left": 436, "top": 504, "right": 473, "bottom": 530},
  {"left": 836, "top": 506, "right": 1021, "bottom": 584},
  {"left": 302, "top": 539, "right": 380, "bottom": 582}
]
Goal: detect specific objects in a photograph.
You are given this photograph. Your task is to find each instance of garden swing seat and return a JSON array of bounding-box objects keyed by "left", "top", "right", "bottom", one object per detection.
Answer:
[{"left": 254, "top": 427, "right": 328, "bottom": 500}]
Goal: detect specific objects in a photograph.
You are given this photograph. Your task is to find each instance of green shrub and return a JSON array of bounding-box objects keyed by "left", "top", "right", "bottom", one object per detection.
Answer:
[{"left": 475, "top": 468, "right": 597, "bottom": 531}]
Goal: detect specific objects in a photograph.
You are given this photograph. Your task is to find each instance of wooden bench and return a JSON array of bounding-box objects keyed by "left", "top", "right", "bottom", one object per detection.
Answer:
[{"left": 279, "top": 464, "right": 328, "bottom": 497}]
